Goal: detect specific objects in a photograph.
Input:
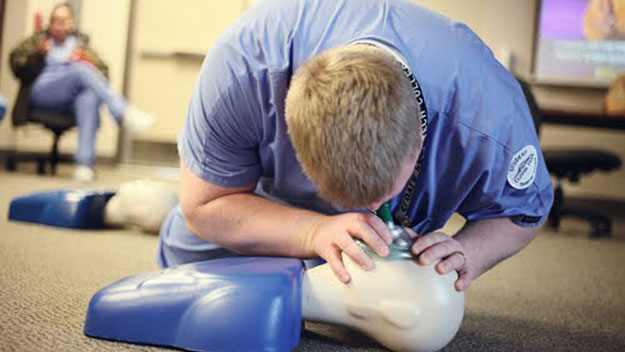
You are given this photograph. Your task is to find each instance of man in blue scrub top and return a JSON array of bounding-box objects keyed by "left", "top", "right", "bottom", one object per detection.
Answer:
[{"left": 159, "top": 0, "right": 554, "bottom": 292}]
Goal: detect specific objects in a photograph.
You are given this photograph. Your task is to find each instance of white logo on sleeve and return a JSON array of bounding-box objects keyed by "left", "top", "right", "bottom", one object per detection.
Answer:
[{"left": 507, "top": 145, "right": 538, "bottom": 190}]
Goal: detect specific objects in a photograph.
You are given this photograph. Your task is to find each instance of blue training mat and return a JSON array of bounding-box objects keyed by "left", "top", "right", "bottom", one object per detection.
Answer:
[
  {"left": 8, "top": 189, "right": 115, "bottom": 229},
  {"left": 84, "top": 257, "right": 304, "bottom": 352}
]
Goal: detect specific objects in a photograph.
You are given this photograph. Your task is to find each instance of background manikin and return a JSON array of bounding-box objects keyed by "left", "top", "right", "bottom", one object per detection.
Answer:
[{"left": 104, "top": 179, "right": 178, "bottom": 233}]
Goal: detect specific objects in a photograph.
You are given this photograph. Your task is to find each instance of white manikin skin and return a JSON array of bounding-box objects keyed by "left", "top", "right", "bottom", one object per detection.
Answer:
[
  {"left": 302, "top": 253, "right": 465, "bottom": 352},
  {"left": 104, "top": 180, "right": 178, "bottom": 233}
]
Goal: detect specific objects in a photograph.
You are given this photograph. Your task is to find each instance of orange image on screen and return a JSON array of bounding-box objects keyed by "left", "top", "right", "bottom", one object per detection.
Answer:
[{"left": 584, "top": 0, "right": 625, "bottom": 40}]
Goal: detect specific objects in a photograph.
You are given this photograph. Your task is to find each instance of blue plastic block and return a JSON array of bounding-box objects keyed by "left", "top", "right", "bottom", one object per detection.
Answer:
[
  {"left": 84, "top": 257, "right": 305, "bottom": 352},
  {"left": 8, "top": 190, "right": 115, "bottom": 229}
]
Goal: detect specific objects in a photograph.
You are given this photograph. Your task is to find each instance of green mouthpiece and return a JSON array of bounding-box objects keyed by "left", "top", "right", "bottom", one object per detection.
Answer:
[{"left": 376, "top": 201, "right": 394, "bottom": 224}]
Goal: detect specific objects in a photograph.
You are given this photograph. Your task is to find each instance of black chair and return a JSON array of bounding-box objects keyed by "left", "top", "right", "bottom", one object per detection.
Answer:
[
  {"left": 517, "top": 78, "right": 622, "bottom": 237},
  {"left": 5, "top": 109, "right": 76, "bottom": 175}
]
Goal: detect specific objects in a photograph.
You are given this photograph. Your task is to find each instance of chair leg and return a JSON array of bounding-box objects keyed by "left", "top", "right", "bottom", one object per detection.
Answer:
[
  {"left": 590, "top": 216, "right": 612, "bottom": 238},
  {"left": 50, "top": 132, "right": 61, "bottom": 175},
  {"left": 5, "top": 155, "right": 17, "bottom": 172},
  {"left": 37, "top": 157, "right": 46, "bottom": 175},
  {"left": 550, "top": 180, "right": 613, "bottom": 237},
  {"left": 548, "top": 179, "right": 563, "bottom": 230}
]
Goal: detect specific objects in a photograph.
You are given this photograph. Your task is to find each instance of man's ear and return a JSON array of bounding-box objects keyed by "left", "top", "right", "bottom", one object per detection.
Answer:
[{"left": 378, "top": 299, "right": 420, "bottom": 329}]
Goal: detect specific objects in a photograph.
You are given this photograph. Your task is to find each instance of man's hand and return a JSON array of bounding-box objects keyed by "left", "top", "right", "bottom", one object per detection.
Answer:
[
  {"left": 304, "top": 213, "right": 392, "bottom": 283},
  {"left": 36, "top": 38, "right": 51, "bottom": 56},
  {"left": 408, "top": 217, "right": 541, "bottom": 293},
  {"left": 408, "top": 229, "right": 474, "bottom": 292}
]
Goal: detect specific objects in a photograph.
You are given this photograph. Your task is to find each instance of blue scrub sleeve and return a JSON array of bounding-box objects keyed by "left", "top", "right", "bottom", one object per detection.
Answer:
[
  {"left": 451, "top": 98, "right": 553, "bottom": 228},
  {"left": 455, "top": 134, "right": 553, "bottom": 228},
  {"left": 178, "top": 43, "right": 262, "bottom": 188},
  {"left": 443, "top": 27, "right": 554, "bottom": 228}
]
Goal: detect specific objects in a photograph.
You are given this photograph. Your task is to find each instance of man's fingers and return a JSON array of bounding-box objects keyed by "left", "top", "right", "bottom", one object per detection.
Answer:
[
  {"left": 323, "top": 247, "right": 351, "bottom": 283},
  {"left": 367, "top": 215, "right": 393, "bottom": 245},
  {"left": 419, "top": 239, "right": 461, "bottom": 265},
  {"left": 337, "top": 234, "right": 374, "bottom": 270},
  {"left": 435, "top": 252, "right": 465, "bottom": 274},
  {"left": 455, "top": 271, "right": 471, "bottom": 292},
  {"left": 349, "top": 214, "right": 389, "bottom": 257},
  {"left": 404, "top": 227, "right": 419, "bottom": 239},
  {"left": 411, "top": 232, "right": 449, "bottom": 257}
]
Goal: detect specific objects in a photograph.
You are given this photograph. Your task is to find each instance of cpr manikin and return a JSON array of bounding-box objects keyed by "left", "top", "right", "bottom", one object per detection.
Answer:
[
  {"left": 303, "top": 248, "right": 464, "bottom": 352},
  {"left": 85, "top": 252, "right": 463, "bottom": 352},
  {"left": 84, "top": 188, "right": 465, "bottom": 352},
  {"left": 299, "top": 205, "right": 464, "bottom": 352},
  {"left": 103, "top": 179, "right": 178, "bottom": 233}
]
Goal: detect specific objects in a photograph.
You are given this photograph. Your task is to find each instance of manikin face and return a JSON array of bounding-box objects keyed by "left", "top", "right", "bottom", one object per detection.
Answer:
[
  {"left": 339, "top": 255, "right": 464, "bottom": 352},
  {"left": 48, "top": 6, "right": 74, "bottom": 43}
]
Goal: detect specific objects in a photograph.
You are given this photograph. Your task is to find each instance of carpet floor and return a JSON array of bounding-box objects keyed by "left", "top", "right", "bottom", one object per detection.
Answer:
[{"left": 1, "top": 165, "right": 624, "bottom": 352}]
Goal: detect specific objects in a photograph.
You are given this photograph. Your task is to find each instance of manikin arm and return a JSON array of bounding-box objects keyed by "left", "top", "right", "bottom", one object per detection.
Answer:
[{"left": 411, "top": 217, "right": 540, "bottom": 291}]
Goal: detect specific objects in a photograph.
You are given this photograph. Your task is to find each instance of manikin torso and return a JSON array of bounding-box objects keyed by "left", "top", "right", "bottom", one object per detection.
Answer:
[{"left": 303, "top": 254, "right": 464, "bottom": 352}]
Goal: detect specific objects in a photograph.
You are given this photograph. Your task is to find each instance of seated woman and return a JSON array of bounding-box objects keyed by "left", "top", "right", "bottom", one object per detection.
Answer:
[{"left": 9, "top": 3, "right": 153, "bottom": 181}]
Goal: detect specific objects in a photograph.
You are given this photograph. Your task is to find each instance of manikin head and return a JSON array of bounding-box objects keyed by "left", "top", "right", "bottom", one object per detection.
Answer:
[
  {"left": 285, "top": 45, "right": 423, "bottom": 211},
  {"left": 48, "top": 3, "right": 75, "bottom": 43},
  {"left": 303, "top": 253, "right": 464, "bottom": 352},
  {"left": 104, "top": 179, "right": 179, "bottom": 233}
]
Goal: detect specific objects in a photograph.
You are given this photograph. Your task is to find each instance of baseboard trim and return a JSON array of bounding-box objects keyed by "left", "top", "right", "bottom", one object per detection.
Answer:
[
  {"left": 127, "top": 140, "right": 179, "bottom": 167},
  {"left": 0, "top": 149, "right": 117, "bottom": 166}
]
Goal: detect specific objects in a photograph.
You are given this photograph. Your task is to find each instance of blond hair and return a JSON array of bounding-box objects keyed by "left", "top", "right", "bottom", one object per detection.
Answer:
[{"left": 285, "top": 45, "right": 421, "bottom": 208}]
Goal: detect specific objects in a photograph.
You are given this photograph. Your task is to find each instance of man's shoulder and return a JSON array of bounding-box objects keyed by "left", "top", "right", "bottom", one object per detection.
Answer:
[{"left": 434, "top": 98, "right": 533, "bottom": 158}]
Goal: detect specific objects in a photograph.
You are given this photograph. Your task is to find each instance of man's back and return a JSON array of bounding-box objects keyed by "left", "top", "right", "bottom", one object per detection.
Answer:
[{"left": 180, "top": 0, "right": 551, "bottom": 233}]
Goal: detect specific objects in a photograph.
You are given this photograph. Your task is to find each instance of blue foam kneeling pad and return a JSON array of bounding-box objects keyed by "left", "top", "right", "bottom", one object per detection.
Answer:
[
  {"left": 8, "top": 189, "right": 115, "bottom": 229},
  {"left": 84, "top": 257, "right": 305, "bottom": 352}
]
